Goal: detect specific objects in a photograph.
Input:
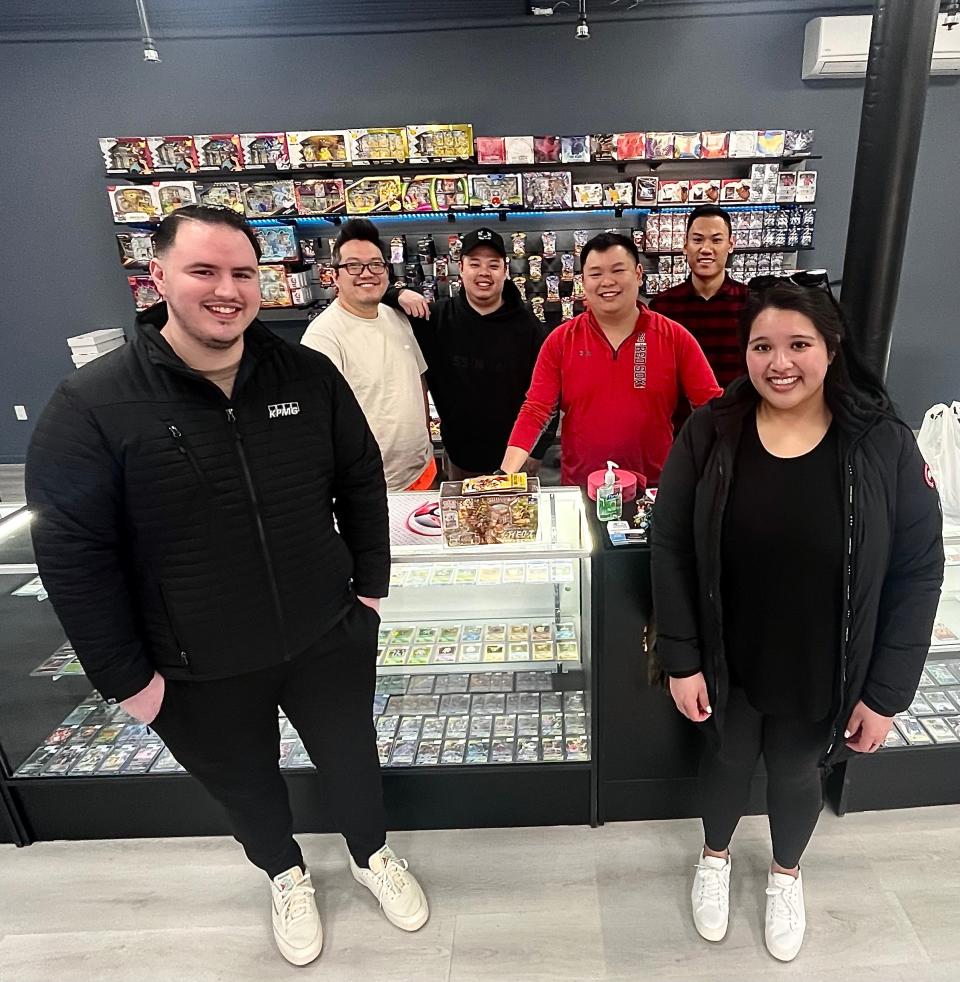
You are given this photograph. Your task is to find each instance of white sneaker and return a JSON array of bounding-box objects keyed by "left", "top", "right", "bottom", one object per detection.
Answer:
[
  {"left": 349, "top": 844, "right": 429, "bottom": 932},
  {"left": 765, "top": 869, "right": 806, "bottom": 962},
  {"left": 691, "top": 851, "right": 731, "bottom": 942},
  {"left": 271, "top": 866, "right": 323, "bottom": 966}
]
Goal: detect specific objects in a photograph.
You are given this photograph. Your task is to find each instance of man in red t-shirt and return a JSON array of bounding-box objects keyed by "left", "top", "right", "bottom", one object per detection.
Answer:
[{"left": 501, "top": 232, "right": 722, "bottom": 488}]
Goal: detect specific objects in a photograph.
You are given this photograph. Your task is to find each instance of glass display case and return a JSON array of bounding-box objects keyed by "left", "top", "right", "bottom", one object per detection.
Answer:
[{"left": 0, "top": 487, "right": 596, "bottom": 841}]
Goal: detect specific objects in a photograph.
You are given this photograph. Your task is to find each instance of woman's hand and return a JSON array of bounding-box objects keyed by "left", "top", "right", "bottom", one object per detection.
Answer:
[
  {"left": 844, "top": 700, "right": 893, "bottom": 753},
  {"left": 668, "top": 671, "right": 712, "bottom": 723}
]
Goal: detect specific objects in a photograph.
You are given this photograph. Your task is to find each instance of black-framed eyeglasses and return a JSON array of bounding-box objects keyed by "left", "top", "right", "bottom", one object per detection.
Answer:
[{"left": 334, "top": 260, "right": 388, "bottom": 276}]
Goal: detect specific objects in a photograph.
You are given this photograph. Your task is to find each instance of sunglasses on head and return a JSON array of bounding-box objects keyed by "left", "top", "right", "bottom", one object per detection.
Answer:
[{"left": 747, "top": 270, "right": 834, "bottom": 296}]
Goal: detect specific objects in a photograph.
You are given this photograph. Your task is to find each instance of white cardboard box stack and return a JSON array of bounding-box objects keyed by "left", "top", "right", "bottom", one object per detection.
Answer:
[{"left": 67, "top": 329, "right": 126, "bottom": 368}]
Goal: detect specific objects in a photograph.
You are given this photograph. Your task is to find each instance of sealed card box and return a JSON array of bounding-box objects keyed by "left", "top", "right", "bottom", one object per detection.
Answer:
[
  {"left": 407, "top": 124, "right": 474, "bottom": 163},
  {"left": 287, "top": 130, "right": 350, "bottom": 168},
  {"left": 100, "top": 137, "right": 152, "bottom": 175},
  {"left": 439, "top": 474, "right": 540, "bottom": 547},
  {"left": 239, "top": 133, "right": 290, "bottom": 170}
]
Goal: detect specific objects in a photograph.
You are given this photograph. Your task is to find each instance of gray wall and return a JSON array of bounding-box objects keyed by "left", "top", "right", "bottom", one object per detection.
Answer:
[{"left": 1, "top": 4, "right": 956, "bottom": 460}]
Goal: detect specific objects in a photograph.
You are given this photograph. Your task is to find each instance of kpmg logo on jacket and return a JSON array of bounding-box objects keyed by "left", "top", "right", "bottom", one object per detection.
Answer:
[{"left": 268, "top": 402, "right": 300, "bottom": 419}]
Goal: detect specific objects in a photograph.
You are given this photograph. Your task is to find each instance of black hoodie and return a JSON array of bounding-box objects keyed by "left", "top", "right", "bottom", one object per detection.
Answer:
[{"left": 387, "top": 281, "right": 556, "bottom": 472}]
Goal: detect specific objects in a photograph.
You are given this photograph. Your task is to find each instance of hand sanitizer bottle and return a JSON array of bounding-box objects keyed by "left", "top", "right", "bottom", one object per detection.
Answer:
[{"left": 596, "top": 460, "right": 622, "bottom": 522}]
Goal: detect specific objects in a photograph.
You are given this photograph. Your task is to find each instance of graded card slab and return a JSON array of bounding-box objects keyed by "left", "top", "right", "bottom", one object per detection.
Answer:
[
  {"left": 16, "top": 745, "right": 61, "bottom": 777},
  {"left": 485, "top": 623, "right": 507, "bottom": 642},
  {"left": 457, "top": 643, "right": 482, "bottom": 663},
  {"left": 541, "top": 737, "right": 565, "bottom": 761},
  {"left": 438, "top": 626, "right": 462, "bottom": 645},
  {"left": 909, "top": 692, "right": 935, "bottom": 716},
  {"left": 476, "top": 564, "right": 503, "bottom": 586},
  {"left": 122, "top": 741, "right": 163, "bottom": 774},
  {"left": 93, "top": 723, "right": 125, "bottom": 744},
  {"left": 525, "top": 561, "right": 550, "bottom": 584},
  {"left": 441, "top": 739, "right": 466, "bottom": 764},
  {"left": 882, "top": 728, "right": 906, "bottom": 748},
  {"left": 550, "top": 559, "right": 576, "bottom": 583},
  {"left": 389, "top": 740, "right": 417, "bottom": 766},
  {"left": 462, "top": 624, "right": 484, "bottom": 642},
  {"left": 98, "top": 743, "right": 139, "bottom": 775},
  {"left": 508, "top": 642, "right": 531, "bottom": 662},
  {"left": 389, "top": 567, "right": 409, "bottom": 589},
  {"left": 494, "top": 714, "right": 518, "bottom": 737},
  {"left": 62, "top": 704, "right": 96, "bottom": 726},
  {"left": 931, "top": 621, "right": 958, "bottom": 644},
  {"left": 565, "top": 736, "right": 590, "bottom": 760},
  {"left": 555, "top": 622, "right": 577, "bottom": 641},
  {"left": 917, "top": 668, "right": 936, "bottom": 688},
  {"left": 389, "top": 626, "right": 416, "bottom": 645},
  {"left": 491, "top": 739, "right": 516, "bottom": 763},
  {"left": 454, "top": 565, "right": 479, "bottom": 585},
  {"left": 894, "top": 716, "right": 933, "bottom": 745},
  {"left": 947, "top": 689, "right": 960, "bottom": 712},
  {"left": 376, "top": 675, "right": 407, "bottom": 695},
  {"left": 532, "top": 623, "right": 553, "bottom": 641},
  {"left": 944, "top": 715, "right": 960, "bottom": 738},
  {"left": 69, "top": 724, "right": 102, "bottom": 746},
  {"left": 376, "top": 739, "right": 393, "bottom": 765},
  {"left": 397, "top": 717, "right": 423, "bottom": 741},
  {"left": 509, "top": 622, "right": 531, "bottom": 641},
  {"left": 434, "top": 673, "right": 470, "bottom": 694},
  {"left": 429, "top": 564, "right": 456, "bottom": 585},
  {"left": 407, "top": 674, "right": 436, "bottom": 694},
  {"left": 407, "top": 646, "right": 432, "bottom": 666},
  {"left": 406, "top": 566, "right": 433, "bottom": 588},
  {"left": 44, "top": 725, "right": 77, "bottom": 747},
  {"left": 444, "top": 715, "right": 470, "bottom": 739},
  {"left": 465, "top": 739, "right": 490, "bottom": 764},
  {"left": 469, "top": 715, "right": 493, "bottom": 739},
  {"left": 532, "top": 641, "right": 555, "bottom": 661},
  {"left": 383, "top": 646, "right": 409, "bottom": 666},
  {"left": 925, "top": 690, "right": 956, "bottom": 715},
  {"left": 564, "top": 691, "right": 586, "bottom": 712},
  {"left": 921, "top": 717, "right": 959, "bottom": 744},
  {"left": 516, "top": 736, "right": 540, "bottom": 762},
  {"left": 476, "top": 693, "right": 507, "bottom": 715},
  {"left": 415, "top": 740, "right": 441, "bottom": 765},
  {"left": 12, "top": 576, "right": 45, "bottom": 597},
  {"left": 376, "top": 716, "right": 399, "bottom": 738},
  {"left": 287, "top": 742, "right": 314, "bottom": 769},
  {"left": 439, "top": 693, "right": 471, "bottom": 716},
  {"left": 518, "top": 693, "right": 541, "bottom": 713},
  {"left": 517, "top": 714, "right": 540, "bottom": 737},
  {"left": 564, "top": 712, "right": 588, "bottom": 736},
  {"left": 71, "top": 745, "right": 112, "bottom": 775},
  {"left": 483, "top": 643, "right": 506, "bottom": 663},
  {"left": 502, "top": 562, "right": 527, "bottom": 584},
  {"left": 421, "top": 716, "right": 446, "bottom": 740},
  {"left": 556, "top": 641, "right": 580, "bottom": 662},
  {"left": 927, "top": 663, "right": 959, "bottom": 685},
  {"left": 541, "top": 713, "right": 564, "bottom": 737},
  {"left": 540, "top": 692, "right": 562, "bottom": 713}
]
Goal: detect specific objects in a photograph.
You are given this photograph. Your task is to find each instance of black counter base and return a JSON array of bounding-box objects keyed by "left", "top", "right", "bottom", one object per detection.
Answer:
[{"left": 10, "top": 764, "right": 593, "bottom": 843}]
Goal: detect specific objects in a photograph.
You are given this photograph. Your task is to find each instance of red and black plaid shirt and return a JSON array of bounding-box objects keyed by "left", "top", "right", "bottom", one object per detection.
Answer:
[{"left": 649, "top": 274, "right": 749, "bottom": 389}]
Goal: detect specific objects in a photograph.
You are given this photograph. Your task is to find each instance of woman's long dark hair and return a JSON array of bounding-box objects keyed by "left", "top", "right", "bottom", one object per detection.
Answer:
[{"left": 739, "top": 282, "right": 895, "bottom": 417}]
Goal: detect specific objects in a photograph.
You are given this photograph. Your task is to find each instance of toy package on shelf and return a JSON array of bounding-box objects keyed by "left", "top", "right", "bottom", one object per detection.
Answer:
[
  {"left": 468, "top": 174, "right": 523, "bottom": 209},
  {"left": 673, "top": 132, "right": 703, "bottom": 159},
  {"left": 522, "top": 172, "right": 572, "bottom": 209},
  {"left": 196, "top": 182, "right": 245, "bottom": 213},
  {"left": 153, "top": 180, "right": 197, "bottom": 215},
  {"left": 634, "top": 176, "right": 658, "bottom": 204},
  {"left": 116, "top": 232, "right": 155, "bottom": 268},
  {"left": 238, "top": 132, "right": 290, "bottom": 170},
  {"left": 348, "top": 128, "right": 408, "bottom": 164},
  {"left": 287, "top": 130, "right": 350, "bottom": 168},
  {"left": 603, "top": 182, "right": 633, "bottom": 207},
  {"left": 258, "top": 265, "right": 292, "bottom": 307},
  {"left": 720, "top": 178, "right": 752, "bottom": 204},
  {"left": 645, "top": 132, "right": 675, "bottom": 159},
  {"left": 757, "top": 129, "right": 786, "bottom": 157},
  {"left": 402, "top": 175, "right": 469, "bottom": 212},
  {"left": 294, "top": 178, "right": 346, "bottom": 215},
  {"left": 475, "top": 136, "right": 506, "bottom": 164},
  {"left": 194, "top": 134, "right": 243, "bottom": 172},
  {"left": 688, "top": 178, "right": 720, "bottom": 205},
  {"left": 614, "top": 132, "right": 646, "bottom": 161},
  {"left": 795, "top": 171, "right": 818, "bottom": 203},
  {"left": 560, "top": 135, "right": 591, "bottom": 164},
  {"left": 344, "top": 175, "right": 404, "bottom": 213},
  {"left": 699, "top": 131, "right": 730, "bottom": 159},
  {"left": 253, "top": 226, "right": 300, "bottom": 263},
  {"left": 100, "top": 137, "right": 152, "bottom": 175},
  {"left": 504, "top": 136, "right": 535, "bottom": 165},
  {"left": 729, "top": 130, "right": 760, "bottom": 158},
  {"left": 776, "top": 172, "right": 797, "bottom": 203},
  {"left": 108, "top": 185, "right": 161, "bottom": 223},
  {"left": 533, "top": 136, "right": 561, "bottom": 163},
  {"left": 657, "top": 179, "right": 689, "bottom": 205},
  {"left": 590, "top": 134, "right": 616, "bottom": 161},
  {"left": 146, "top": 135, "right": 199, "bottom": 173},
  {"left": 406, "top": 124, "right": 474, "bottom": 163},
  {"left": 573, "top": 183, "right": 603, "bottom": 209},
  {"left": 127, "top": 274, "right": 160, "bottom": 310},
  {"left": 784, "top": 129, "right": 815, "bottom": 156},
  {"left": 240, "top": 181, "right": 296, "bottom": 218}
]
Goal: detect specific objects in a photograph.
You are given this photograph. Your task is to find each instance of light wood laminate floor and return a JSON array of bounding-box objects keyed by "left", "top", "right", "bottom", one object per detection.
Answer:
[{"left": 2, "top": 807, "right": 958, "bottom": 981}]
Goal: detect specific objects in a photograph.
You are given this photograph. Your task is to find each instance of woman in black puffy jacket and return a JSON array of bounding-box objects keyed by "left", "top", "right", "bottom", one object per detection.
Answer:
[{"left": 652, "top": 282, "right": 943, "bottom": 963}]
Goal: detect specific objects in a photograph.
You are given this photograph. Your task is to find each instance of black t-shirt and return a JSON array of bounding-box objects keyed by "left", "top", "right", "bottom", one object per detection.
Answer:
[{"left": 720, "top": 413, "right": 843, "bottom": 720}]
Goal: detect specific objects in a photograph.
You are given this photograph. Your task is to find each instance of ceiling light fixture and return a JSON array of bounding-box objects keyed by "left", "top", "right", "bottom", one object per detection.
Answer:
[
  {"left": 135, "top": 0, "right": 161, "bottom": 62},
  {"left": 576, "top": 0, "right": 590, "bottom": 39}
]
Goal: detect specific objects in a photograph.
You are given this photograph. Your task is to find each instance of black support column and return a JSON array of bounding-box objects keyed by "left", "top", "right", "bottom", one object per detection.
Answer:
[{"left": 840, "top": 0, "right": 941, "bottom": 379}]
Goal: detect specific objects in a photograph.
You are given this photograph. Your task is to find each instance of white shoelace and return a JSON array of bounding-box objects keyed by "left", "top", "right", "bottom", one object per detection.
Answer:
[
  {"left": 276, "top": 877, "right": 316, "bottom": 928},
  {"left": 765, "top": 879, "right": 802, "bottom": 930},
  {"left": 694, "top": 863, "right": 728, "bottom": 909},
  {"left": 371, "top": 855, "right": 410, "bottom": 906}
]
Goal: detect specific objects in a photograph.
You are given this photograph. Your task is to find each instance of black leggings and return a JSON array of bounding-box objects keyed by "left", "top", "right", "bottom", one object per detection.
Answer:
[
  {"left": 149, "top": 601, "right": 386, "bottom": 878},
  {"left": 700, "top": 685, "right": 833, "bottom": 869}
]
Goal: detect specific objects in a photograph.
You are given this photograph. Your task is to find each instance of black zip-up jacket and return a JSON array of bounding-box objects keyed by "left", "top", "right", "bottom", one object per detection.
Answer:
[
  {"left": 652, "top": 377, "right": 944, "bottom": 763},
  {"left": 386, "top": 281, "right": 557, "bottom": 472},
  {"left": 25, "top": 303, "right": 389, "bottom": 703}
]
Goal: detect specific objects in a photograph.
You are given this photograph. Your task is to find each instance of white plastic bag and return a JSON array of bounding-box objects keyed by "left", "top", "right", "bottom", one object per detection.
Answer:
[{"left": 917, "top": 402, "right": 960, "bottom": 526}]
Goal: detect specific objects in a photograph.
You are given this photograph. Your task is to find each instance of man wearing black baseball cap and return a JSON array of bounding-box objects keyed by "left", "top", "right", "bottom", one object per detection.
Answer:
[{"left": 391, "top": 227, "right": 555, "bottom": 480}]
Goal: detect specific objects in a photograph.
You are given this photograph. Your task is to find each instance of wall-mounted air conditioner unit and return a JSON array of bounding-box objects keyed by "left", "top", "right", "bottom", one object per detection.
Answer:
[{"left": 803, "top": 14, "right": 960, "bottom": 79}]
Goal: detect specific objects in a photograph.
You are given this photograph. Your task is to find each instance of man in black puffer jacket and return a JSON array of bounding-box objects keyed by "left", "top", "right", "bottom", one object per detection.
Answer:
[{"left": 26, "top": 206, "right": 428, "bottom": 967}]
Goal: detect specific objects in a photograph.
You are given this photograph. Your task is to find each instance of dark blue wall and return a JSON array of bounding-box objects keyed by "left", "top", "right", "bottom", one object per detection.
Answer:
[{"left": 1, "top": 6, "right": 956, "bottom": 459}]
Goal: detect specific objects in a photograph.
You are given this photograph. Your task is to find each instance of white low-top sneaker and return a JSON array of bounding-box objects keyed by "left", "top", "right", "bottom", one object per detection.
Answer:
[
  {"left": 691, "top": 851, "right": 731, "bottom": 942},
  {"left": 765, "top": 869, "right": 806, "bottom": 962},
  {"left": 270, "top": 866, "right": 323, "bottom": 966},
  {"left": 349, "top": 844, "right": 429, "bottom": 932}
]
